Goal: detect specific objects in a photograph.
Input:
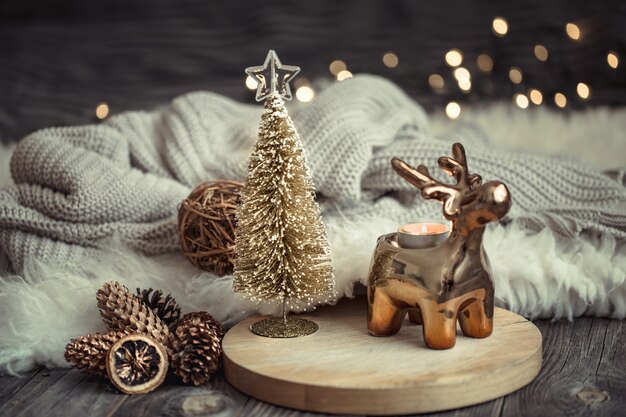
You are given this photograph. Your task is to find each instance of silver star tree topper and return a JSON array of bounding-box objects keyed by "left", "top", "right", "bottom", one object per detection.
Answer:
[{"left": 245, "top": 50, "right": 300, "bottom": 102}]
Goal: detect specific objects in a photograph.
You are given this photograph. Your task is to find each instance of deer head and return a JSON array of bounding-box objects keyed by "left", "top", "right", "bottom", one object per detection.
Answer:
[{"left": 391, "top": 143, "right": 511, "bottom": 234}]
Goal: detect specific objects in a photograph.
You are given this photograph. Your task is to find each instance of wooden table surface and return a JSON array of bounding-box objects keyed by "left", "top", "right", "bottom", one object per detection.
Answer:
[{"left": 0, "top": 316, "right": 624, "bottom": 417}]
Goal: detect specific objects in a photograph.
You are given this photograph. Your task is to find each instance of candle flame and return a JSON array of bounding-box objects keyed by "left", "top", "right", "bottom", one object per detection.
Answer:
[{"left": 420, "top": 224, "right": 428, "bottom": 234}]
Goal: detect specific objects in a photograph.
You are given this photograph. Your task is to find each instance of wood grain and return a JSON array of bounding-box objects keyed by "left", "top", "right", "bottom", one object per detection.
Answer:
[
  {"left": 498, "top": 318, "right": 626, "bottom": 417},
  {"left": 0, "top": 367, "right": 41, "bottom": 407},
  {"left": 222, "top": 298, "right": 542, "bottom": 415},
  {"left": 0, "top": 316, "right": 624, "bottom": 416},
  {"left": 0, "top": 369, "right": 91, "bottom": 416},
  {"left": 107, "top": 374, "right": 248, "bottom": 417}
]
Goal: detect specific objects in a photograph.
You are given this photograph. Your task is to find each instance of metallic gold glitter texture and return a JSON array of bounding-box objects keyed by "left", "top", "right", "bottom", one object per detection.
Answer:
[
  {"left": 233, "top": 56, "right": 335, "bottom": 337},
  {"left": 250, "top": 317, "right": 319, "bottom": 338}
]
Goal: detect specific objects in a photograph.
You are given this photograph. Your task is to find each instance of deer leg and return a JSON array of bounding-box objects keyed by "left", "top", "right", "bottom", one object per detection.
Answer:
[
  {"left": 421, "top": 301, "right": 459, "bottom": 349},
  {"left": 368, "top": 289, "right": 406, "bottom": 336},
  {"left": 407, "top": 308, "right": 423, "bottom": 325},
  {"left": 458, "top": 297, "right": 493, "bottom": 339}
]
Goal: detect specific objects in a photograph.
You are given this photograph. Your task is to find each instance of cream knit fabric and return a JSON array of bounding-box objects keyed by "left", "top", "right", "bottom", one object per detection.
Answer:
[{"left": 1, "top": 75, "right": 625, "bottom": 274}]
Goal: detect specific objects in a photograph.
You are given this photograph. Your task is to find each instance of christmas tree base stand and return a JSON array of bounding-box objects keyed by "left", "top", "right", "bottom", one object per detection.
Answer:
[
  {"left": 250, "top": 316, "right": 319, "bottom": 338},
  {"left": 223, "top": 297, "right": 542, "bottom": 415}
]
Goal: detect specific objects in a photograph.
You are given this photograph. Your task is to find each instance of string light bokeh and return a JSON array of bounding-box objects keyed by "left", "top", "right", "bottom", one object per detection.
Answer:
[
  {"left": 492, "top": 17, "right": 508, "bottom": 37},
  {"left": 238, "top": 11, "right": 621, "bottom": 121},
  {"left": 529, "top": 89, "right": 543, "bottom": 105},
  {"left": 534, "top": 45, "right": 549, "bottom": 62},
  {"left": 566, "top": 23, "right": 581, "bottom": 41},
  {"left": 2, "top": 0, "right": 623, "bottom": 139},
  {"left": 445, "top": 49, "right": 463, "bottom": 67},
  {"left": 382, "top": 52, "right": 399, "bottom": 68},
  {"left": 95, "top": 103, "right": 109, "bottom": 120}
]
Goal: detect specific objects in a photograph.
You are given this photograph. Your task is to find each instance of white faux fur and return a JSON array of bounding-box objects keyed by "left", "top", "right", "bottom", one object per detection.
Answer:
[
  {"left": 0, "top": 218, "right": 624, "bottom": 375},
  {"left": 1, "top": 105, "right": 625, "bottom": 375},
  {"left": 431, "top": 104, "right": 626, "bottom": 169}
]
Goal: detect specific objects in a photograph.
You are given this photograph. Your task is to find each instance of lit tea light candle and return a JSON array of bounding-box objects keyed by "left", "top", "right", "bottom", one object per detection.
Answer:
[{"left": 397, "top": 222, "right": 449, "bottom": 249}]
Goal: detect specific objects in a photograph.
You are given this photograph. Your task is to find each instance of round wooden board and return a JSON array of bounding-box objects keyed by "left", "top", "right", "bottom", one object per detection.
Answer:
[{"left": 223, "top": 298, "right": 542, "bottom": 415}]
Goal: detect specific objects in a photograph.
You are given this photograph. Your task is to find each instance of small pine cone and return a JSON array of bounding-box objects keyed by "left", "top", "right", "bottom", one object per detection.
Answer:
[
  {"left": 65, "top": 331, "right": 127, "bottom": 376},
  {"left": 136, "top": 287, "right": 182, "bottom": 330},
  {"left": 96, "top": 282, "right": 171, "bottom": 349},
  {"left": 179, "top": 312, "right": 225, "bottom": 339},
  {"left": 171, "top": 320, "right": 222, "bottom": 386}
]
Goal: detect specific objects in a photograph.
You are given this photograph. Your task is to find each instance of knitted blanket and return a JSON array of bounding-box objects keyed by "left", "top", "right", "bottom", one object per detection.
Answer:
[
  {"left": 1, "top": 75, "right": 626, "bottom": 372},
  {"left": 2, "top": 75, "right": 625, "bottom": 270}
]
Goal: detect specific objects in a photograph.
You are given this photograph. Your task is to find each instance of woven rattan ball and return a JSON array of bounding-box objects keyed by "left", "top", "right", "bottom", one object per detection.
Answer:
[{"left": 178, "top": 180, "right": 243, "bottom": 276}]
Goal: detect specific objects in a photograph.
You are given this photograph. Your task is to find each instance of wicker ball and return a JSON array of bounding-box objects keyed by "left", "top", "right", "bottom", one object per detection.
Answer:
[{"left": 178, "top": 180, "right": 243, "bottom": 276}]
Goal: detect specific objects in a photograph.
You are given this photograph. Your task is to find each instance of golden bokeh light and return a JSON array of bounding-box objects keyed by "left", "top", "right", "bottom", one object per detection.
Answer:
[
  {"left": 382, "top": 52, "right": 399, "bottom": 68},
  {"left": 296, "top": 86, "right": 315, "bottom": 102},
  {"left": 445, "top": 49, "right": 463, "bottom": 67},
  {"left": 534, "top": 45, "right": 549, "bottom": 62},
  {"left": 554, "top": 93, "right": 567, "bottom": 108},
  {"left": 576, "top": 82, "right": 590, "bottom": 99},
  {"left": 245, "top": 75, "right": 258, "bottom": 90},
  {"left": 566, "top": 23, "right": 581, "bottom": 40},
  {"left": 428, "top": 74, "right": 445, "bottom": 90},
  {"left": 477, "top": 54, "right": 494, "bottom": 72},
  {"left": 509, "top": 67, "right": 523, "bottom": 84},
  {"left": 492, "top": 17, "right": 508, "bottom": 37},
  {"left": 458, "top": 79, "right": 472, "bottom": 92},
  {"left": 607, "top": 52, "right": 619, "bottom": 69},
  {"left": 95, "top": 103, "right": 109, "bottom": 120},
  {"left": 529, "top": 89, "right": 543, "bottom": 105},
  {"left": 514, "top": 94, "right": 529, "bottom": 109},
  {"left": 453, "top": 67, "right": 470, "bottom": 81},
  {"left": 337, "top": 70, "right": 353, "bottom": 81},
  {"left": 329, "top": 60, "right": 347, "bottom": 75},
  {"left": 445, "top": 102, "right": 461, "bottom": 120}
]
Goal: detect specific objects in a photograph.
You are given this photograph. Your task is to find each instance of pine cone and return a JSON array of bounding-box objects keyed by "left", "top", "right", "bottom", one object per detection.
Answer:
[
  {"left": 96, "top": 282, "right": 171, "bottom": 349},
  {"left": 171, "top": 320, "right": 222, "bottom": 386},
  {"left": 136, "top": 287, "right": 182, "bottom": 329},
  {"left": 65, "top": 331, "right": 126, "bottom": 376},
  {"left": 179, "top": 311, "right": 225, "bottom": 339}
]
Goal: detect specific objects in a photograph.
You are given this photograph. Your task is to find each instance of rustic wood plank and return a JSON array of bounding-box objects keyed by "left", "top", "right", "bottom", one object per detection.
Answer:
[
  {"left": 0, "top": 367, "right": 41, "bottom": 406},
  {"left": 592, "top": 319, "right": 626, "bottom": 413},
  {"left": 498, "top": 318, "right": 625, "bottom": 417},
  {"left": 109, "top": 371, "right": 248, "bottom": 417},
  {"left": 1, "top": 318, "right": 624, "bottom": 417},
  {"left": 0, "top": 368, "right": 87, "bottom": 416},
  {"left": 0, "top": 368, "right": 127, "bottom": 417},
  {"left": 0, "top": 368, "right": 66, "bottom": 413},
  {"left": 44, "top": 373, "right": 128, "bottom": 417}
]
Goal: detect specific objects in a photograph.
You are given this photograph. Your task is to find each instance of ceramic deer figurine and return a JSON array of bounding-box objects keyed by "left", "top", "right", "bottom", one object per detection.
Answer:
[{"left": 367, "top": 143, "right": 512, "bottom": 349}]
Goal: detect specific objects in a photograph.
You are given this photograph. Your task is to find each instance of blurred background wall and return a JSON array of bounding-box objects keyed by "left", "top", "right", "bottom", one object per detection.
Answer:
[{"left": 0, "top": 0, "right": 624, "bottom": 140}]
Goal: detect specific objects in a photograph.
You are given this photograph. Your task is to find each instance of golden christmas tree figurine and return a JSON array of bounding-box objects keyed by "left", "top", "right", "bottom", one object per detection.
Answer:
[{"left": 234, "top": 50, "right": 335, "bottom": 338}]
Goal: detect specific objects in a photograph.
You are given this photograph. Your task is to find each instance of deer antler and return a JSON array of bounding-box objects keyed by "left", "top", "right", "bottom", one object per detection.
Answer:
[
  {"left": 390, "top": 158, "right": 433, "bottom": 189},
  {"left": 391, "top": 158, "right": 456, "bottom": 201},
  {"left": 391, "top": 143, "right": 483, "bottom": 219},
  {"left": 437, "top": 143, "right": 482, "bottom": 191}
]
